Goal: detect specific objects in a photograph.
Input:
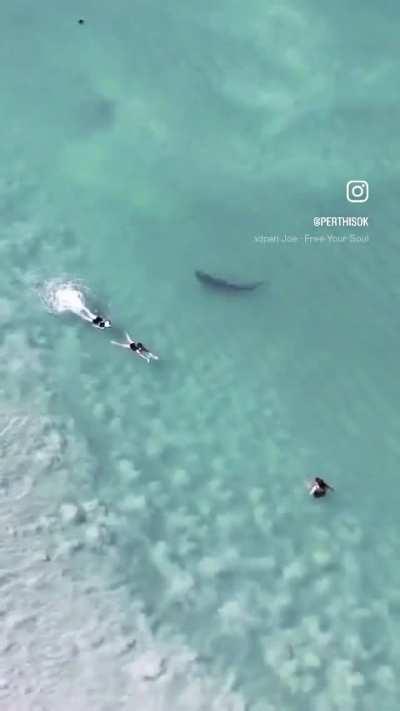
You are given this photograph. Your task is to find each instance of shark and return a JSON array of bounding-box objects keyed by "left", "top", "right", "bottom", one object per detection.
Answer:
[{"left": 195, "top": 269, "right": 264, "bottom": 292}]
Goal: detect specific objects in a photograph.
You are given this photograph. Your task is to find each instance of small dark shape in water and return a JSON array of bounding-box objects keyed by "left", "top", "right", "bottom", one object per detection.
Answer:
[
  {"left": 308, "top": 477, "right": 334, "bottom": 498},
  {"left": 78, "top": 18, "right": 85, "bottom": 25},
  {"left": 77, "top": 94, "right": 116, "bottom": 136},
  {"left": 195, "top": 269, "right": 264, "bottom": 292}
]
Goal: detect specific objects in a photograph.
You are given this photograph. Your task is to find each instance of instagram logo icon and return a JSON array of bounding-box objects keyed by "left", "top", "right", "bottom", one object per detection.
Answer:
[{"left": 346, "top": 180, "right": 369, "bottom": 203}]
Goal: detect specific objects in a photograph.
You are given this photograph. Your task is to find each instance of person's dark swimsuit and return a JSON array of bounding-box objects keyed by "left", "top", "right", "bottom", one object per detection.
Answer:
[
  {"left": 315, "top": 477, "right": 327, "bottom": 488},
  {"left": 92, "top": 316, "right": 105, "bottom": 328},
  {"left": 129, "top": 341, "right": 149, "bottom": 353},
  {"left": 312, "top": 477, "right": 331, "bottom": 498}
]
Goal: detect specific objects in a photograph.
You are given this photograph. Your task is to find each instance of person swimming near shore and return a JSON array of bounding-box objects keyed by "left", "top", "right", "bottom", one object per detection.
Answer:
[
  {"left": 91, "top": 315, "right": 111, "bottom": 329},
  {"left": 42, "top": 282, "right": 112, "bottom": 328},
  {"left": 308, "top": 477, "right": 334, "bottom": 498},
  {"left": 79, "top": 308, "right": 111, "bottom": 329},
  {"left": 111, "top": 332, "right": 159, "bottom": 363}
]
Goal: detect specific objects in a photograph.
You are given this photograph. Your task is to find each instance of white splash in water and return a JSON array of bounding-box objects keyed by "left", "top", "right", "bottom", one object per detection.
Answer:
[{"left": 39, "top": 279, "right": 96, "bottom": 322}]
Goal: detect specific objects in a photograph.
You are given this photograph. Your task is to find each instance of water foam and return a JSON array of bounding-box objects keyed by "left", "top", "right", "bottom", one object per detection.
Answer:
[{"left": 38, "top": 279, "right": 95, "bottom": 320}]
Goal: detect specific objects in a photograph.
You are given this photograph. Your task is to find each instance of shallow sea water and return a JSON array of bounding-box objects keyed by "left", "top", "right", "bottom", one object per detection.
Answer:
[{"left": 0, "top": 1, "right": 400, "bottom": 709}]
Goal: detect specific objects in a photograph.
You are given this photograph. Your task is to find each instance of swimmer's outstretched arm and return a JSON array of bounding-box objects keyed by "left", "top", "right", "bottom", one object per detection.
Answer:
[{"left": 111, "top": 340, "right": 130, "bottom": 349}]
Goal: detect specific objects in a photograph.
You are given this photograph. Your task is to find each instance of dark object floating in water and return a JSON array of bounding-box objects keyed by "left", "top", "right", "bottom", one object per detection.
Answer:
[
  {"left": 195, "top": 269, "right": 264, "bottom": 292},
  {"left": 308, "top": 476, "right": 334, "bottom": 499},
  {"left": 78, "top": 18, "right": 85, "bottom": 24},
  {"left": 76, "top": 94, "right": 116, "bottom": 136}
]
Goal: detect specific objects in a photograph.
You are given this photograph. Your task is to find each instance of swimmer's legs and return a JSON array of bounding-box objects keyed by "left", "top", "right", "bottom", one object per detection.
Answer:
[
  {"left": 111, "top": 340, "right": 130, "bottom": 349},
  {"left": 80, "top": 306, "right": 96, "bottom": 322},
  {"left": 136, "top": 350, "right": 151, "bottom": 363}
]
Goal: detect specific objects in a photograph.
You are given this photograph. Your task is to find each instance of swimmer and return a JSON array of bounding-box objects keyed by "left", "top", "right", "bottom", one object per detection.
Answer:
[
  {"left": 111, "top": 332, "right": 159, "bottom": 363},
  {"left": 40, "top": 281, "right": 111, "bottom": 329},
  {"left": 91, "top": 315, "right": 111, "bottom": 329},
  {"left": 79, "top": 308, "right": 111, "bottom": 329},
  {"left": 308, "top": 477, "right": 334, "bottom": 498}
]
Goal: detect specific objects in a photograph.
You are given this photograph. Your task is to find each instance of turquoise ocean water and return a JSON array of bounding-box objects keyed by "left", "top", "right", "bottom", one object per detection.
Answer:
[{"left": 0, "top": 1, "right": 399, "bottom": 709}]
